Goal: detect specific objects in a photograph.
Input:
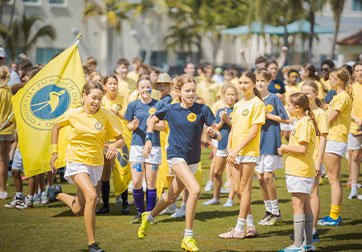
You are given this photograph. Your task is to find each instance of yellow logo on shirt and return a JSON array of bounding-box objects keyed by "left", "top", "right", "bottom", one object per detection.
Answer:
[
  {"left": 187, "top": 113, "right": 197, "bottom": 122},
  {"left": 116, "top": 104, "right": 122, "bottom": 112},
  {"left": 229, "top": 112, "right": 233, "bottom": 119},
  {"left": 275, "top": 84, "right": 281, "bottom": 89},
  {"left": 266, "top": 104, "right": 274, "bottom": 113},
  {"left": 148, "top": 107, "right": 156, "bottom": 115},
  {"left": 95, "top": 121, "right": 103, "bottom": 130},
  {"left": 242, "top": 109, "right": 249, "bottom": 116}
]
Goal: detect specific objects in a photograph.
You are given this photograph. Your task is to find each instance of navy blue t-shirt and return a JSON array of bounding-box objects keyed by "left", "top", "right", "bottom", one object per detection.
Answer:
[
  {"left": 161, "top": 94, "right": 173, "bottom": 104},
  {"left": 156, "top": 103, "right": 215, "bottom": 164},
  {"left": 260, "top": 94, "right": 288, "bottom": 155},
  {"left": 268, "top": 79, "right": 286, "bottom": 94},
  {"left": 324, "top": 89, "right": 337, "bottom": 104},
  {"left": 124, "top": 99, "right": 163, "bottom": 146},
  {"left": 215, "top": 107, "right": 233, "bottom": 150}
]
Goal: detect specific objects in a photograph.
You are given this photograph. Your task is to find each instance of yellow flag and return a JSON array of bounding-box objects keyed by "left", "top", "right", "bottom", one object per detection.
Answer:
[{"left": 11, "top": 43, "right": 85, "bottom": 177}]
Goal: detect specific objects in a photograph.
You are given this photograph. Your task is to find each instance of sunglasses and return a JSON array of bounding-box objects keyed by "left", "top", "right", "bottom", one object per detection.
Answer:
[
  {"left": 321, "top": 68, "right": 330, "bottom": 72},
  {"left": 0, "top": 57, "right": 4, "bottom": 60}
]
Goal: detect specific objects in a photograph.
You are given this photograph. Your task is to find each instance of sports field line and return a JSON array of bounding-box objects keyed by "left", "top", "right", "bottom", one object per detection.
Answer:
[{"left": 26, "top": 207, "right": 251, "bottom": 252}]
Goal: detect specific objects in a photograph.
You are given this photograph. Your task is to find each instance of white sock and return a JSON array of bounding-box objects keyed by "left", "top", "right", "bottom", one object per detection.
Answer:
[
  {"left": 235, "top": 218, "right": 245, "bottom": 233},
  {"left": 226, "top": 199, "right": 233, "bottom": 204},
  {"left": 264, "top": 200, "right": 272, "bottom": 213},
  {"left": 184, "top": 229, "right": 193, "bottom": 238},
  {"left": 34, "top": 194, "right": 38, "bottom": 199},
  {"left": 181, "top": 202, "right": 186, "bottom": 209},
  {"left": 351, "top": 184, "right": 358, "bottom": 195},
  {"left": 28, "top": 195, "right": 34, "bottom": 200},
  {"left": 15, "top": 192, "right": 23, "bottom": 198},
  {"left": 147, "top": 213, "right": 155, "bottom": 222},
  {"left": 313, "top": 228, "right": 317, "bottom": 235},
  {"left": 224, "top": 182, "right": 230, "bottom": 187},
  {"left": 246, "top": 214, "right": 254, "bottom": 227},
  {"left": 38, "top": 189, "right": 41, "bottom": 195},
  {"left": 271, "top": 199, "right": 279, "bottom": 215}
]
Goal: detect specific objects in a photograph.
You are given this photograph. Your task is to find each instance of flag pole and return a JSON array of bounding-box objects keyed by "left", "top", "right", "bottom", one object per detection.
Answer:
[{"left": 70, "top": 33, "right": 83, "bottom": 47}]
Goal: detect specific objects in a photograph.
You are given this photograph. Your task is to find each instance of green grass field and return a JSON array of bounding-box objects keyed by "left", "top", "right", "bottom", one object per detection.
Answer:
[{"left": 1, "top": 148, "right": 362, "bottom": 252}]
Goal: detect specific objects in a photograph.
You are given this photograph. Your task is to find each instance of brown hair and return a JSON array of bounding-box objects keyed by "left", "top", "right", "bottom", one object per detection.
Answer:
[
  {"left": 255, "top": 56, "right": 267, "bottom": 65},
  {"left": 11, "top": 82, "right": 26, "bottom": 95},
  {"left": 117, "top": 58, "right": 129, "bottom": 67},
  {"left": 103, "top": 74, "right": 118, "bottom": 86},
  {"left": 302, "top": 80, "right": 323, "bottom": 108},
  {"left": 0, "top": 65, "right": 10, "bottom": 87},
  {"left": 265, "top": 59, "right": 278, "bottom": 68},
  {"left": 330, "top": 67, "right": 353, "bottom": 99},
  {"left": 136, "top": 74, "right": 152, "bottom": 88},
  {"left": 289, "top": 92, "right": 320, "bottom": 136},
  {"left": 89, "top": 71, "right": 103, "bottom": 83},
  {"left": 82, "top": 80, "right": 104, "bottom": 96},
  {"left": 302, "top": 64, "right": 320, "bottom": 81},
  {"left": 255, "top": 68, "right": 272, "bottom": 81},
  {"left": 85, "top": 57, "right": 97, "bottom": 66},
  {"left": 173, "top": 74, "right": 197, "bottom": 93},
  {"left": 241, "top": 71, "right": 262, "bottom": 100},
  {"left": 170, "top": 77, "right": 180, "bottom": 102}
]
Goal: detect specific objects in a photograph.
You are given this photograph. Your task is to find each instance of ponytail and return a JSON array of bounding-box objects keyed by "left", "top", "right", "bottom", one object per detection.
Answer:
[
  {"left": 315, "top": 98, "right": 323, "bottom": 108},
  {"left": 306, "top": 107, "right": 320, "bottom": 136},
  {"left": 253, "top": 87, "right": 262, "bottom": 100},
  {"left": 345, "top": 83, "right": 353, "bottom": 100}
]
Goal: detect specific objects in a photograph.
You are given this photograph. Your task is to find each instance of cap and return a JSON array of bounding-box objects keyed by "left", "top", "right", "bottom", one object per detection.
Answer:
[
  {"left": 215, "top": 67, "right": 222, "bottom": 74},
  {"left": 0, "top": 47, "right": 6, "bottom": 58},
  {"left": 156, "top": 73, "right": 171, "bottom": 84}
]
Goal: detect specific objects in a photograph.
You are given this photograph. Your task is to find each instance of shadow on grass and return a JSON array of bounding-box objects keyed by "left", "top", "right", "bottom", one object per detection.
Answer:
[
  {"left": 340, "top": 218, "right": 362, "bottom": 226},
  {"left": 260, "top": 228, "right": 294, "bottom": 238},
  {"left": 156, "top": 209, "right": 240, "bottom": 223},
  {"left": 251, "top": 199, "right": 291, "bottom": 205},
  {"left": 323, "top": 232, "right": 362, "bottom": 241},
  {"left": 319, "top": 243, "right": 362, "bottom": 252}
]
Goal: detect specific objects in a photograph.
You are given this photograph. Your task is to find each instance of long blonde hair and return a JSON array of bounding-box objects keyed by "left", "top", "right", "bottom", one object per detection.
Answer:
[
  {"left": 0, "top": 66, "right": 10, "bottom": 88},
  {"left": 330, "top": 67, "right": 353, "bottom": 99}
]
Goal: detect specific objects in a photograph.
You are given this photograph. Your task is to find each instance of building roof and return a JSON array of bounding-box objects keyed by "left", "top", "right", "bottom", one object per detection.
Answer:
[{"left": 337, "top": 29, "right": 362, "bottom": 45}]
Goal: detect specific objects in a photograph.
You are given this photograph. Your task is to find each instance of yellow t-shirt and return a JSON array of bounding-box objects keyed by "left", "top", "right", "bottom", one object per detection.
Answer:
[
  {"left": 298, "top": 80, "right": 325, "bottom": 99},
  {"left": 195, "top": 74, "right": 206, "bottom": 84},
  {"left": 350, "top": 82, "right": 362, "bottom": 134},
  {"left": 312, "top": 107, "right": 329, "bottom": 161},
  {"left": 320, "top": 77, "right": 331, "bottom": 92},
  {"left": 230, "top": 77, "right": 239, "bottom": 87},
  {"left": 118, "top": 78, "right": 136, "bottom": 99},
  {"left": 211, "top": 100, "right": 226, "bottom": 115},
  {"left": 0, "top": 86, "right": 15, "bottom": 135},
  {"left": 127, "top": 71, "right": 139, "bottom": 82},
  {"left": 101, "top": 94, "right": 127, "bottom": 116},
  {"left": 127, "top": 89, "right": 162, "bottom": 103},
  {"left": 285, "top": 116, "right": 316, "bottom": 178},
  {"left": 285, "top": 85, "right": 299, "bottom": 102},
  {"left": 57, "top": 107, "right": 122, "bottom": 166},
  {"left": 197, "top": 81, "right": 220, "bottom": 108},
  {"left": 231, "top": 96, "right": 265, "bottom": 157},
  {"left": 327, "top": 90, "right": 352, "bottom": 143}
]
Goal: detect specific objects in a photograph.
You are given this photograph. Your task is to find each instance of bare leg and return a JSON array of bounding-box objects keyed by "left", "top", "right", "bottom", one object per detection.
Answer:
[
  {"left": 238, "top": 163, "right": 255, "bottom": 219},
  {"left": 264, "top": 172, "right": 277, "bottom": 201},
  {"left": 310, "top": 173, "right": 320, "bottom": 228},
  {"left": 213, "top": 157, "right": 227, "bottom": 200},
  {"left": 12, "top": 169, "right": 23, "bottom": 193},
  {"left": 257, "top": 173, "right": 269, "bottom": 201},
  {"left": 325, "top": 153, "right": 342, "bottom": 206},
  {"left": 0, "top": 141, "right": 11, "bottom": 192}
]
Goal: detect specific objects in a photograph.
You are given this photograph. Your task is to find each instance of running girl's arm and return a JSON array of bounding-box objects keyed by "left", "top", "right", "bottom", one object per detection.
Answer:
[
  {"left": 277, "top": 46, "right": 288, "bottom": 70},
  {"left": 206, "top": 123, "right": 222, "bottom": 141},
  {"left": 148, "top": 115, "right": 165, "bottom": 131},
  {"left": 50, "top": 123, "right": 64, "bottom": 173},
  {"left": 104, "top": 134, "right": 125, "bottom": 160},
  {"left": 266, "top": 113, "right": 289, "bottom": 124},
  {"left": 143, "top": 115, "right": 160, "bottom": 158},
  {"left": 315, "top": 134, "right": 327, "bottom": 174},
  {"left": 127, "top": 117, "right": 139, "bottom": 131},
  {"left": 329, "top": 110, "right": 340, "bottom": 124},
  {"left": 351, "top": 113, "right": 362, "bottom": 126},
  {"left": 278, "top": 142, "right": 308, "bottom": 155}
]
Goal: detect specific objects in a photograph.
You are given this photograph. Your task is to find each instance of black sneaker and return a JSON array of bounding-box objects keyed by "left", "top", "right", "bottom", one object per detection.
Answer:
[
  {"left": 88, "top": 242, "right": 104, "bottom": 252},
  {"left": 96, "top": 207, "right": 109, "bottom": 214},
  {"left": 290, "top": 232, "right": 320, "bottom": 242},
  {"left": 129, "top": 213, "right": 142, "bottom": 224},
  {"left": 121, "top": 206, "right": 130, "bottom": 215}
]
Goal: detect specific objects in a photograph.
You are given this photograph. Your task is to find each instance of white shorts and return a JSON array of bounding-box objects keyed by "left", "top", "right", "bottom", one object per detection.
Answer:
[
  {"left": 280, "top": 123, "right": 292, "bottom": 131},
  {"left": 129, "top": 145, "right": 162, "bottom": 165},
  {"left": 167, "top": 158, "right": 198, "bottom": 176},
  {"left": 216, "top": 149, "right": 228, "bottom": 157},
  {"left": 12, "top": 149, "right": 23, "bottom": 172},
  {"left": 255, "top": 155, "right": 283, "bottom": 173},
  {"left": 286, "top": 175, "right": 314, "bottom": 194},
  {"left": 64, "top": 162, "right": 103, "bottom": 187},
  {"left": 325, "top": 140, "right": 347, "bottom": 158},
  {"left": 347, "top": 134, "right": 362, "bottom": 150},
  {"left": 0, "top": 134, "right": 14, "bottom": 141},
  {"left": 212, "top": 139, "right": 218, "bottom": 147},
  {"left": 235, "top": 155, "right": 257, "bottom": 164}
]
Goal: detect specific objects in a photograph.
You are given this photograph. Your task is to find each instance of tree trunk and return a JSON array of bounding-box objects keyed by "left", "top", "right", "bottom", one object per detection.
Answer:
[{"left": 307, "top": 8, "right": 315, "bottom": 63}]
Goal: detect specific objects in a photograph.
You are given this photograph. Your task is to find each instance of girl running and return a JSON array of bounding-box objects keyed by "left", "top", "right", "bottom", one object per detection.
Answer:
[
  {"left": 137, "top": 74, "right": 221, "bottom": 252},
  {"left": 202, "top": 84, "right": 238, "bottom": 207},
  {"left": 219, "top": 71, "right": 265, "bottom": 239},
  {"left": 124, "top": 75, "right": 165, "bottom": 223},
  {"left": 255, "top": 69, "right": 289, "bottom": 226},
  {"left": 318, "top": 68, "right": 352, "bottom": 226},
  {"left": 50, "top": 81, "right": 125, "bottom": 252},
  {"left": 278, "top": 92, "right": 319, "bottom": 252}
]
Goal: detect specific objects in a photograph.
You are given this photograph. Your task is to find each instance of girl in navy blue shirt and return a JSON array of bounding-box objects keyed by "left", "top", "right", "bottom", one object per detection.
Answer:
[{"left": 137, "top": 74, "right": 221, "bottom": 252}]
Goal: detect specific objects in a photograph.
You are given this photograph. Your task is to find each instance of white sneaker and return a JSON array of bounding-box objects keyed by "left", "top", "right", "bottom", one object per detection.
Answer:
[
  {"left": 16, "top": 196, "right": 33, "bottom": 210},
  {"left": 33, "top": 194, "right": 41, "bottom": 205},
  {"left": 223, "top": 199, "right": 234, "bottom": 208},
  {"left": 0, "top": 191, "right": 8, "bottom": 200},
  {"left": 160, "top": 202, "right": 178, "bottom": 215},
  {"left": 5, "top": 196, "right": 23, "bottom": 209},
  {"left": 357, "top": 195, "right": 362, "bottom": 200},
  {"left": 348, "top": 193, "right": 358, "bottom": 199},
  {"left": 279, "top": 244, "right": 305, "bottom": 252},
  {"left": 41, "top": 192, "right": 49, "bottom": 204},
  {"left": 202, "top": 198, "right": 220, "bottom": 206},
  {"left": 204, "top": 181, "right": 213, "bottom": 192},
  {"left": 171, "top": 207, "right": 186, "bottom": 218}
]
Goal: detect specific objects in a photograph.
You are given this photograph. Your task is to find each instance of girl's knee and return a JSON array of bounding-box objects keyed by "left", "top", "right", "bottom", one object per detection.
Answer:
[
  {"left": 189, "top": 185, "right": 201, "bottom": 197},
  {"left": 85, "top": 191, "right": 97, "bottom": 203}
]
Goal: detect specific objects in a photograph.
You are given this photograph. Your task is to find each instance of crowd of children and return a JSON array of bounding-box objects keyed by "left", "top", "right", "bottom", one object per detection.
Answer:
[{"left": 1, "top": 47, "right": 362, "bottom": 252}]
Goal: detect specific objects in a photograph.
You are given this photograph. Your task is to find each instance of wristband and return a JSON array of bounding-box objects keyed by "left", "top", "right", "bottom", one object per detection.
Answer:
[
  {"left": 211, "top": 132, "right": 218, "bottom": 140},
  {"left": 110, "top": 143, "right": 117, "bottom": 149},
  {"left": 51, "top": 144, "right": 58, "bottom": 154},
  {"left": 145, "top": 132, "right": 152, "bottom": 142}
]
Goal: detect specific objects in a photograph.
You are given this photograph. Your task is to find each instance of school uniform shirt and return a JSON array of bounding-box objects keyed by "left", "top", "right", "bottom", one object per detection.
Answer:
[
  {"left": 350, "top": 82, "right": 362, "bottom": 134},
  {"left": 285, "top": 116, "right": 316, "bottom": 178},
  {"left": 128, "top": 89, "right": 162, "bottom": 103},
  {"left": 118, "top": 78, "right": 136, "bottom": 99},
  {"left": 155, "top": 103, "right": 215, "bottom": 165},
  {"left": 231, "top": 97, "right": 265, "bottom": 157},
  {"left": 127, "top": 71, "right": 139, "bottom": 82},
  {"left": 327, "top": 90, "right": 352, "bottom": 143},
  {"left": 101, "top": 94, "right": 127, "bottom": 116},
  {"left": 161, "top": 94, "right": 173, "bottom": 104},
  {"left": 197, "top": 81, "right": 220, "bottom": 107},
  {"left": 297, "top": 80, "right": 325, "bottom": 99},
  {"left": 268, "top": 79, "right": 286, "bottom": 94},
  {"left": 215, "top": 107, "right": 233, "bottom": 150},
  {"left": 211, "top": 100, "right": 226, "bottom": 115},
  {"left": 284, "top": 85, "right": 299, "bottom": 102},
  {"left": 320, "top": 77, "right": 331, "bottom": 92},
  {"left": 324, "top": 89, "right": 337, "bottom": 104},
  {"left": 124, "top": 99, "right": 163, "bottom": 147},
  {"left": 57, "top": 107, "right": 122, "bottom": 166},
  {"left": 0, "top": 86, "right": 15, "bottom": 135},
  {"left": 313, "top": 107, "right": 329, "bottom": 161},
  {"left": 260, "top": 94, "right": 288, "bottom": 155}
]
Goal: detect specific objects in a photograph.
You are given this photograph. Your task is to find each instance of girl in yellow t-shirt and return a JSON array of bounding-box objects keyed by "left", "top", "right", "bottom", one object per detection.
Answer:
[
  {"left": 89, "top": 71, "right": 103, "bottom": 85},
  {"left": 0, "top": 66, "right": 14, "bottom": 200},
  {"left": 96, "top": 74, "right": 128, "bottom": 215},
  {"left": 298, "top": 64, "right": 325, "bottom": 99},
  {"left": 318, "top": 68, "right": 352, "bottom": 226},
  {"left": 301, "top": 81, "right": 329, "bottom": 240},
  {"left": 278, "top": 92, "right": 320, "bottom": 252},
  {"left": 50, "top": 81, "right": 125, "bottom": 252},
  {"left": 219, "top": 71, "right": 265, "bottom": 239}
]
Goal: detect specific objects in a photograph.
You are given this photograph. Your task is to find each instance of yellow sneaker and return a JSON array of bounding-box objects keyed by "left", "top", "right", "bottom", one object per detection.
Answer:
[
  {"left": 138, "top": 211, "right": 151, "bottom": 239},
  {"left": 181, "top": 237, "right": 199, "bottom": 252},
  {"left": 319, "top": 177, "right": 324, "bottom": 185}
]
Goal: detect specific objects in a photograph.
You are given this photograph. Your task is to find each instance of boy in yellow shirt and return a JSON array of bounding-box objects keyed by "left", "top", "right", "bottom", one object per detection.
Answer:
[
  {"left": 197, "top": 65, "right": 220, "bottom": 108},
  {"left": 114, "top": 58, "right": 136, "bottom": 99}
]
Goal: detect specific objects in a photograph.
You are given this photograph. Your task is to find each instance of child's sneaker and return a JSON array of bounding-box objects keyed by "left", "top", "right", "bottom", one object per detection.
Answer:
[
  {"left": 223, "top": 199, "right": 234, "bottom": 208},
  {"left": 290, "top": 232, "right": 320, "bottom": 243},
  {"left": 304, "top": 244, "right": 316, "bottom": 252},
  {"left": 5, "top": 196, "right": 23, "bottom": 209},
  {"left": 258, "top": 211, "right": 272, "bottom": 225},
  {"left": 16, "top": 196, "right": 33, "bottom": 210},
  {"left": 129, "top": 213, "right": 142, "bottom": 224},
  {"left": 88, "top": 242, "right": 104, "bottom": 252},
  {"left": 41, "top": 192, "right": 49, "bottom": 204},
  {"left": 171, "top": 207, "right": 186, "bottom": 218},
  {"left": 245, "top": 226, "right": 258, "bottom": 238},
  {"left": 0, "top": 191, "right": 9, "bottom": 200},
  {"left": 265, "top": 211, "right": 282, "bottom": 225},
  {"left": 219, "top": 228, "right": 245, "bottom": 239},
  {"left": 138, "top": 211, "right": 151, "bottom": 239},
  {"left": 47, "top": 187, "right": 56, "bottom": 202},
  {"left": 181, "top": 237, "right": 199, "bottom": 252},
  {"left": 33, "top": 194, "right": 41, "bottom": 205},
  {"left": 279, "top": 244, "right": 305, "bottom": 252},
  {"left": 160, "top": 202, "right": 177, "bottom": 215},
  {"left": 204, "top": 180, "right": 213, "bottom": 192},
  {"left": 317, "top": 216, "right": 341, "bottom": 226},
  {"left": 202, "top": 198, "right": 220, "bottom": 206}
]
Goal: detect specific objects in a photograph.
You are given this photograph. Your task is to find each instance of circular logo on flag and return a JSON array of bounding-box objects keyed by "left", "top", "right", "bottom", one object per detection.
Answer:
[
  {"left": 148, "top": 107, "right": 156, "bottom": 115},
  {"left": 187, "top": 113, "right": 197, "bottom": 122},
  {"left": 242, "top": 109, "right": 249, "bottom": 116},
  {"left": 266, "top": 104, "right": 274, "bottom": 113},
  {"left": 20, "top": 75, "right": 81, "bottom": 131}
]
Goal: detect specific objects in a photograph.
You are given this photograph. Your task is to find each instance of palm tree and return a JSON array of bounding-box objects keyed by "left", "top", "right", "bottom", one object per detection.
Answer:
[{"left": 329, "top": 0, "right": 345, "bottom": 59}]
